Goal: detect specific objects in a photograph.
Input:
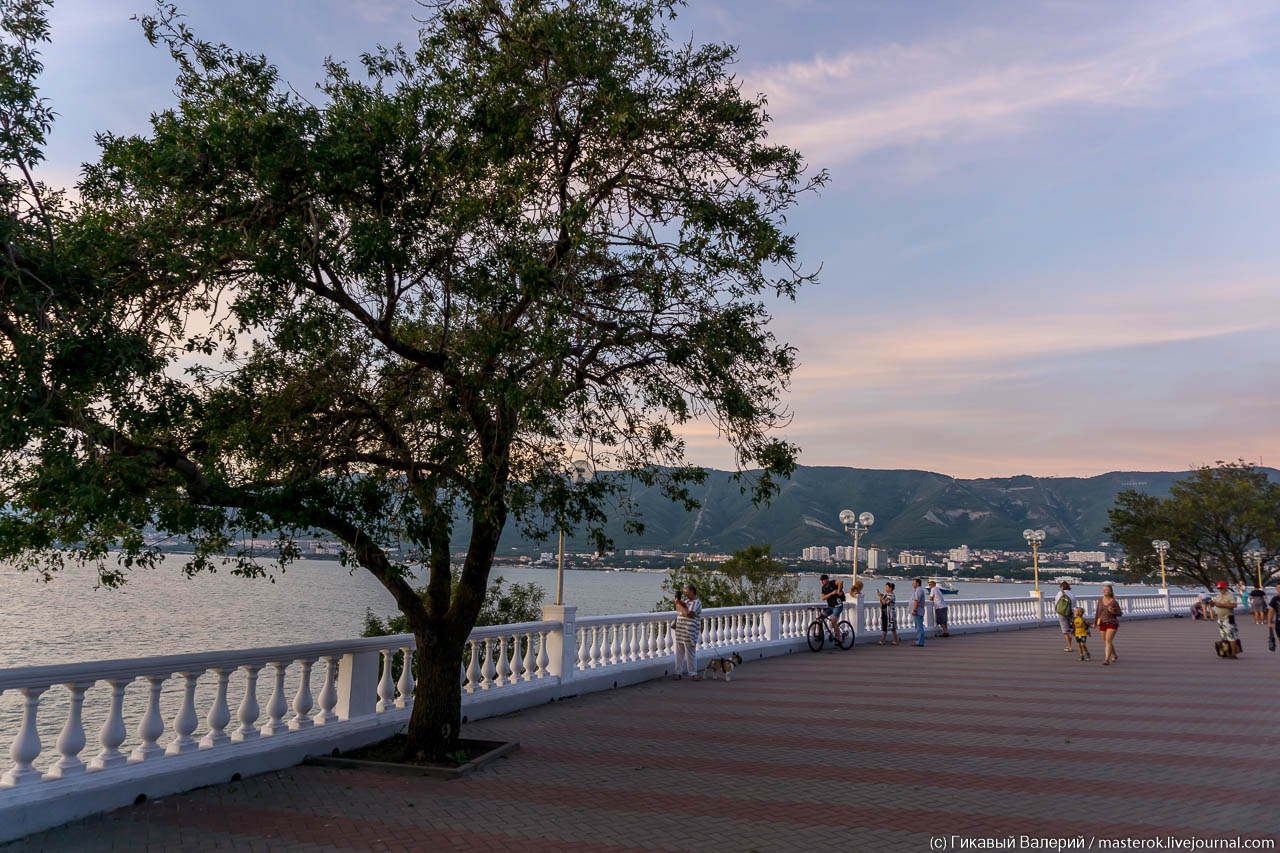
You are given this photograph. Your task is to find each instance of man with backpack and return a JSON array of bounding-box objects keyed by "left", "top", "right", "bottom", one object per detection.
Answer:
[{"left": 1054, "top": 581, "right": 1075, "bottom": 653}]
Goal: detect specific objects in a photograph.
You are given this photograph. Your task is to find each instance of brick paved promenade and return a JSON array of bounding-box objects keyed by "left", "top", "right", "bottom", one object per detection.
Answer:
[{"left": 7, "top": 616, "right": 1277, "bottom": 852}]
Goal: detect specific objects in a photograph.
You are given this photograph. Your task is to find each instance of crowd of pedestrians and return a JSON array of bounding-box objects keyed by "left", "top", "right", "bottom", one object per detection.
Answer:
[{"left": 671, "top": 573, "right": 1280, "bottom": 677}]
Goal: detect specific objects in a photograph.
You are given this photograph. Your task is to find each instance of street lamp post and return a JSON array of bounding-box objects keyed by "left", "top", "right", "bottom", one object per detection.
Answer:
[
  {"left": 838, "top": 509, "right": 875, "bottom": 589},
  {"left": 1152, "top": 539, "right": 1170, "bottom": 590},
  {"left": 555, "top": 459, "right": 595, "bottom": 606},
  {"left": 1246, "top": 548, "right": 1265, "bottom": 591},
  {"left": 1022, "top": 528, "right": 1046, "bottom": 598}
]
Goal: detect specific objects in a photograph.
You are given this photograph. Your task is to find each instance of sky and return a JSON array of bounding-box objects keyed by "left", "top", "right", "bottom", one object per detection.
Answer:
[{"left": 28, "top": 0, "right": 1280, "bottom": 479}]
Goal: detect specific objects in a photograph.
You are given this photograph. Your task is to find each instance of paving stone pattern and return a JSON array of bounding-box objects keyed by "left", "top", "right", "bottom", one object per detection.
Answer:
[{"left": 7, "top": 617, "right": 1278, "bottom": 852}]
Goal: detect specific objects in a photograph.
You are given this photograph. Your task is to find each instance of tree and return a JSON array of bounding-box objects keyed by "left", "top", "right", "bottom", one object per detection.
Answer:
[
  {"left": 655, "top": 544, "right": 803, "bottom": 609},
  {"left": 0, "top": 0, "right": 822, "bottom": 760},
  {"left": 363, "top": 575, "right": 545, "bottom": 636},
  {"left": 1107, "top": 461, "right": 1280, "bottom": 589}
]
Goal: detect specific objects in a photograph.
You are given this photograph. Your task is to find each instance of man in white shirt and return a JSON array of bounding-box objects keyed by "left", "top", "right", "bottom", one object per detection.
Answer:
[
  {"left": 1053, "top": 582, "right": 1075, "bottom": 653},
  {"left": 927, "top": 580, "right": 949, "bottom": 637},
  {"left": 909, "top": 578, "right": 927, "bottom": 646}
]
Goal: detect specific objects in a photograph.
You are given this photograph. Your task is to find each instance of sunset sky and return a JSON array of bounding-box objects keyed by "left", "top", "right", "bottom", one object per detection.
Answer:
[{"left": 32, "top": 0, "right": 1280, "bottom": 478}]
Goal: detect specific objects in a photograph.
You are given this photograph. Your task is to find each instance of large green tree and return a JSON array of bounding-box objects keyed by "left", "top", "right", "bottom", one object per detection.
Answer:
[
  {"left": 655, "top": 543, "right": 803, "bottom": 610},
  {"left": 1107, "top": 461, "right": 1280, "bottom": 590},
  {"left": 0, "top": 0, "right": 822, "bottom": 759}
]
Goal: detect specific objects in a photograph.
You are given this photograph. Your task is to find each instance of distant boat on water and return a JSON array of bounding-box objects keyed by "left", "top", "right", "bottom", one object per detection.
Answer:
[{"left": 930, "top": 577, "right": 960, "bottom": 594}]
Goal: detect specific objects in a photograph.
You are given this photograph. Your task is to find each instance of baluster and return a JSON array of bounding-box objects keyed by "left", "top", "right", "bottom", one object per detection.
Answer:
[
  {"left": 261, "top": 662, "right": 290, "bottom": 736},
  {"left": 376, "top": 649, "right": 396, "bottom": 711},
  {"left": 396, "top": 647, "right": 415, "bottom": 708},
  {"left": 231, "top": 664, "right": 262, "bottom": 742},
  {"left": 480, "top": 638, "right": 497, "bottom": 689},
  {"left": 90, "top": 678, "right": 131, "bottom": 769},
  {"left": 610, "top": 623, "right": 622, "bottom": 665},
  {"left": 290, "top": 658, "right": 315, "bottom": 730},
  {"left": 577, "top": 627, "right": 591, "bottom": 670},
  {"left": 129, "top": 674, "right": 169, "bottom": 763},
  {"left": 313, "top": 657, "right": 338, "bottom": 725},
  {"left": 165, "top": 671, "right": 203, "bottom": 755},
  {"left": 199, "top": 668, "right": 233, "bottom": 748},
  {"left": 628, "top": 622, "right": 639, "bottom": 661},
  {"left": 593, "top": 626, "right": 605, "bottom": 667},
  {"left": 46, "top": 681, "right": 94, "bottom": 778},
  {"left": 501, "top": 630, "right": 517, "bottom": 686},
  {"left": 536, "top": 630, "right": 549, "bottom": 678},
  {"left": 465, "top": 639, "right": 482, "bottom": 691},
  {"left": 2, "top": 686, "right": 48, "bottom": 786},
  {"left": 521, "top": 632, "right": 536, "bottom": 682}
]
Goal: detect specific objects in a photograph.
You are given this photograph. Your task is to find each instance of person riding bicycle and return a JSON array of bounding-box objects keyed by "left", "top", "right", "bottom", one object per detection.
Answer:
[{"left": 820, "top": 574, "right": 845, "bottom": 637}]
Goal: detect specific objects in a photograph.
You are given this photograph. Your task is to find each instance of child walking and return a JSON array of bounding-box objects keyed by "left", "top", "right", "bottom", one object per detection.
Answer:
[{"left": 1072, "top": 607, "right": 1091, "bottom": 661}]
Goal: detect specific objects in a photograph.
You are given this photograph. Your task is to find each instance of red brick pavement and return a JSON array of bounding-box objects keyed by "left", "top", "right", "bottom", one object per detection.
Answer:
[{"left": 6, "top": 616, "right": 1278, "bottom": 852}]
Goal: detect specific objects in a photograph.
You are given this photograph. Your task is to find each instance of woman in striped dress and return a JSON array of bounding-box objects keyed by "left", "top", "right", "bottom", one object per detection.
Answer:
[{"left": 672, "top": 584, "right": 703, "bottom": 680}]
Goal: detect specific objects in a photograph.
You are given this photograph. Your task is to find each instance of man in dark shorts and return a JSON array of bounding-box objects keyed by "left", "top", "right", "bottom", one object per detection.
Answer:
[
  {"left": 1269, "top": 585, "right": 1280, "bottom": 646},
  {"left": 819, "top": 574, "right": 845, "bottom": 637}
]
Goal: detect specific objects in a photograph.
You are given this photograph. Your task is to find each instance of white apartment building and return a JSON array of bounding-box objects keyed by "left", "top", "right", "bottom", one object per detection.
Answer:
[
  {"left": 624, "top": 548, "right": 665, "bottom": 557},
  {"left": 948, "top": 545, "right": 971, "bottom": 563},
  {"left": 1066, "top": 550, "right": 1107, "bottom": 563},
  {"left": 867, "top": 548, "right": 882, "bottom": 570},
  {"left": 833, "top": 545, "right": 868, "bottom": 562},
  {"left": 802, "top": 546, "right": 832, "bottom": 562},
  {"left": 897, "top": 552, "right": 928, "bottom": 567}
]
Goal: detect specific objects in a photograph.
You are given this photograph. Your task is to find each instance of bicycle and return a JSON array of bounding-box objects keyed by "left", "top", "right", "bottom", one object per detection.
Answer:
[{"left": 807, "top": 607, "right": 855, "bottom": 651}]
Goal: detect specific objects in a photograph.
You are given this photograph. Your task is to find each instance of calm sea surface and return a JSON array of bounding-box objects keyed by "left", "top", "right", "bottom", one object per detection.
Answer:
[{"left": 0, "top": 556, "right": 1175, "bottom": 669}]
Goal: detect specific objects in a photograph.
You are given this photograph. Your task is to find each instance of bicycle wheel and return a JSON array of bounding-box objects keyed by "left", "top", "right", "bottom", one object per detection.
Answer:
[
  {"left": 806, "top": 619, "right": 825, "bottom": 652},
  {"left": 837, "top": 620, "right": 855, "bottom": 650}
]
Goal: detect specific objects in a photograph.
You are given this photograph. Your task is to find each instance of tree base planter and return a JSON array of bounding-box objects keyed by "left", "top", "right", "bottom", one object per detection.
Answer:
[{"left": 304, "top": 737, "right": 518, "bottom": 779}]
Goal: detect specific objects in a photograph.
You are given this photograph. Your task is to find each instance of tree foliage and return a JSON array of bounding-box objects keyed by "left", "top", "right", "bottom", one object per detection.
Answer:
[
  {"left": 655, "top": 544, "right": 802, "bottom": 609},
  {"left": 1107, "top": 461, "right": 1279, "bottom": 589},
  {"left": 363, "top": 574, "right": 545, "bottom": 637},
  {"left": 0, "top": 0, "right": 821, "bottom": 758}
]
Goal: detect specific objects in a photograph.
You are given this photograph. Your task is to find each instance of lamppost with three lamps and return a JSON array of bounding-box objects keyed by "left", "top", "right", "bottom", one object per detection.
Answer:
[
  {"left": 838, "top": 509, "right": 874, "bottom": 590},
  {"left": 1245, "top": 548, "right": 1266, "bottom": 593},
  {"left": 1152, "top": 539, "right": 1170, "bottom": 591},
  {"left": 1022, "top": 528, "right": 1046, "bottom": 598}
]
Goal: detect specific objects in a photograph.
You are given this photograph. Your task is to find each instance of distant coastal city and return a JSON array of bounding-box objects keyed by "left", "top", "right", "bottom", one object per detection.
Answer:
[{"left": 136, "top": 534, "right": 1129, "bottom": 584}]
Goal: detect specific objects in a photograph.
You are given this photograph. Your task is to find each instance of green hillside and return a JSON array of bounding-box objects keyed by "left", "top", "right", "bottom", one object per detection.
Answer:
[{"left": 501, "top": 465, "right": 1278, "bottom": 555}]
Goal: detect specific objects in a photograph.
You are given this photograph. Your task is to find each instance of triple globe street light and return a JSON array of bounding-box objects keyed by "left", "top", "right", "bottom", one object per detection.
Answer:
[
  {"left": 1245, "top": 548, "right": 1266, "bottom": 591},
  {"left": 1151, "top": 539, "right": 1170, "bottom": 590},
  {"left": 838, "top": 509, "right": 874, "bottom": 589},
  {"left": 1022, "top": 528, "right": 1046, "bottom": 597}
]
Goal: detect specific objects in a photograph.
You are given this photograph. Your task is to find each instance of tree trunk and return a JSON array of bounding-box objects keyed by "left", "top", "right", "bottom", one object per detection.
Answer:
[{"left": 404, "top": 631, "right": 465, "bottom": 763}]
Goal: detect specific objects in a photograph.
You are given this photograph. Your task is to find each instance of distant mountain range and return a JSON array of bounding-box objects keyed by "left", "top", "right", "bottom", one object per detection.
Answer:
[{"left": 502, "top": 465, "right": 1280, "bottom": 555}]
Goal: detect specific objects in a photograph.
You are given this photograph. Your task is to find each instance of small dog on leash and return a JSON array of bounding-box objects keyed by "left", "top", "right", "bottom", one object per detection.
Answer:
[{"left": 702, "top": 652, "right": 743, "bottom": 681}]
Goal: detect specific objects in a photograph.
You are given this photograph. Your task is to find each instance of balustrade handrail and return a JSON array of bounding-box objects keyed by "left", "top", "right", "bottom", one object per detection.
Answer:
[
  {"left": 0, "top": 634, "right": 401, "bottom": 692},
  {"left": 0, "top": 621, "right": 560, "bottom": 691}
]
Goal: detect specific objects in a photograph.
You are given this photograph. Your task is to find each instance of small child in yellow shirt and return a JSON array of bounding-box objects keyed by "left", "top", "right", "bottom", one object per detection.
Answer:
[{"left": 1072, "top": 607, "right": 1091, "bottom": 661}]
